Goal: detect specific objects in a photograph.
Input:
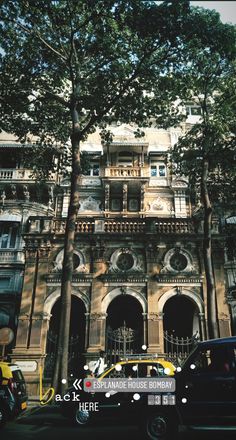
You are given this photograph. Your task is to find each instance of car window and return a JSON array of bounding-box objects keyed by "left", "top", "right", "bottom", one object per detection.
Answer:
[
  {"left": 11, "top": 370, "right": 24, "bottom": 381},
  {"left": 189, "top": 346, "right": 234, "bottom": 374},
  {"left": 105, "top": 363, "right": 138, "bottom": 378},
  {"left": 138, "top": 363, "right": 165, "bottom": 378}
]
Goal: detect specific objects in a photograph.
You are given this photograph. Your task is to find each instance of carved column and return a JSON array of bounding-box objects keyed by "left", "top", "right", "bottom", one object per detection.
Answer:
[
  {"left": 104, "top": 183, "right": 110, "bottom": 211},
  {"left": 29, "top": 240, "right": 52, "bottom": 348},
  {"left": 88, "top": 242, "right": 107, "bottom": 353},
  {"left": 13, "top": 242, "right": 38, "bottom": 350},
  {"left": 142, "top": 312, "right": 148, "bottom": 346},
  {"left": 88, "top": 313, "right": 107, "bottom": 349},
  {"left": 140, "top": 183, "right": 146, "bottom": 212},
  {"left": 199, "top": 312, "right": 207, "bottom": 340},
  {"left": 122, "top": 183, "right": 128, "bottom": 212},
  {"left": 147, "top": 312, "right": 160, "bottom": 353}
]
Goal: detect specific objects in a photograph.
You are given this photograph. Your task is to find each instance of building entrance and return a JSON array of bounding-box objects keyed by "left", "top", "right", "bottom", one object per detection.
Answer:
[
  {"left": 163, "top": 293, "right": 199, "bottom": 362},
  {"left": 44, "top": 296, "right": 86, "bottom": 379},
  {"left": 106, "top": 295, "right": 143, "bottom": 364}
]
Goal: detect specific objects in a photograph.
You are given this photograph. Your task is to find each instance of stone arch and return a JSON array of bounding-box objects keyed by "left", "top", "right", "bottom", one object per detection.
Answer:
[
  {"left": 158, "top": 287, "right": 204, "bottom": 314},
  {"left": 102, "top": 287, "right": 147, "bottom": 314},
  {"left": 44, "top": 288, "right": 90, "bottom": 315}
]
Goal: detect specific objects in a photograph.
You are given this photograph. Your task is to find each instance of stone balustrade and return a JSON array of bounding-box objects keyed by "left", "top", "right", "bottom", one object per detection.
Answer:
[
  {"left": 0, "top": 168, "right": 33, "bottom": 180},
  {"left": 27, "top": 216, "right": 195, "bottom": 235},
  {"left": 105, "top": 166, "right": 142, "bottom": 177}
]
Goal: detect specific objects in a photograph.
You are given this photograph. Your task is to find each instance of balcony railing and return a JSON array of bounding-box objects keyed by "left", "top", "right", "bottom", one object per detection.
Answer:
[
  {"left": 27, "top": 216, "right": 195, "bottom": 235},
  {"left": 0, "top": 168, "right": 33, "bottom": 180},
  {"left": 0, "top": 250, "right": 25, "bottom": 263},
  {"left": 105, "top": 166, "right": 142, "bottom": 177}
]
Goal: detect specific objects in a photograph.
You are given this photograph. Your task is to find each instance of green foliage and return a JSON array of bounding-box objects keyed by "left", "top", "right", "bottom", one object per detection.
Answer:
[
  {"left": 0, "top": 0, "right": 196, "bottom": 159},
  {"left": 171, "top": 8, "right": 236, "bottom": 210}
]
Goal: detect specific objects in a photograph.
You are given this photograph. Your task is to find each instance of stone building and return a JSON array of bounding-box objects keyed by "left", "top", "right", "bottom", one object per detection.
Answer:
[{"left": 0, "top": 119, "right": 233, "bottom": 396}]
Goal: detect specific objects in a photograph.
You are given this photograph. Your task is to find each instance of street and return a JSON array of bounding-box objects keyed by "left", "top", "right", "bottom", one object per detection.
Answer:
[{"left": 1, "top": 406, "right": 236, "bottom": 440}]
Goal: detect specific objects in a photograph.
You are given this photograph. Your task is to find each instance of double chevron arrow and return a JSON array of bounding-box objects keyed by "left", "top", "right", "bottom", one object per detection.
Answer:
[{"left": 73, "top": 379, "right": 82, "bottom": 390}]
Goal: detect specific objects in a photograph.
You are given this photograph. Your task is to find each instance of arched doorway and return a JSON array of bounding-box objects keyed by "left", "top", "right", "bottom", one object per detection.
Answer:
[
  {"left": 44, "top": 296, "right": 86, "bottom": 379},
  {"left": 163, "top": 294, "right": 200, "bottom": 359},
  {"left": 106, "top": 295, "right": 143, "bottom": 363}
]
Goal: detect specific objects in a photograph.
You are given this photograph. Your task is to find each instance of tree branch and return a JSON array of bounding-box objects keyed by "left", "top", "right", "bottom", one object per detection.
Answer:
[{"left": 15, "top": 20, "right": 67, "bottom": 62}]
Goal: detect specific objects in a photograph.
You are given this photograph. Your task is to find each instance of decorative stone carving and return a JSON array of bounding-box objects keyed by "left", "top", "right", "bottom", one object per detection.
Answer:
[
  {"left": 52, "top": 249, "right": 88, "bottom": 273},
  {"left": 122, "top": 183, "right": 128, "bottom": 211},
  {"left": 140, "top": 184, "right": 145, "bottom": 211},
  {"left": 147, "top": 312, "right": 159, "bottom": 321},
  {"left": 90, "top": 313, "right": 107, "bottom": 321},
  {"left": 79, "top": 196, "right": 101, "bottom": 213},
  {"left": 81, "top": 178, "right": 101, "bottom": 186},
  {"left": 109, "top": 248, "right": 144, "bottom": 273},
  {"left": 161, "top": 247, "right": 196, "bottom": 275},
  {"left": 147, "top": 196, "right": 171, "bottom": 213},
  {"left": 105, "top": 184, "right": 110, "bottom": 211},
  {"left": 23, "top": 185, "right": 30, "bottom": 201}
]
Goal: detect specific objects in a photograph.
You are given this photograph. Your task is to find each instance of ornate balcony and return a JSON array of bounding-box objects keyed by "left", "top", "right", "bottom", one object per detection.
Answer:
[
  {"left": 0, "top": 169, "right": 33, "bottom": 180},
  {"left": 27, "top": 216, "right": 195, "bottom": 236},
  {"left": 0, "top": 250, "right": 25, "bottom": 263},
  {"left": 105, "top": 166, "right": 143, "bottom": 177}
]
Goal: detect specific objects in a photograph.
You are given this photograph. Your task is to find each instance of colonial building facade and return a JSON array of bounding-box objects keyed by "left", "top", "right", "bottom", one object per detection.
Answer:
[{"left": 0, "top": 120, "right": 233, "bottom": 396}]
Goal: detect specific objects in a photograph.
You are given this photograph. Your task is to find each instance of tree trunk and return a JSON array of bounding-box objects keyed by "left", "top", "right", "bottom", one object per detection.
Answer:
[
  {"left": 52, "top": 106, "right": 81, "bottom": 395},
  {"left": 201, "top": 158, "right": 219, "bottom": 339}
]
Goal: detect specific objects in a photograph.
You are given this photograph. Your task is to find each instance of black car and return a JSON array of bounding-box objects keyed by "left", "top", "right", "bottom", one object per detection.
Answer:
[
  {"left": 144, "top": 336, "right": 236, "bottom": 439},
  {"left": 61, "top": 337, "right": 236, "bottom": 439}
]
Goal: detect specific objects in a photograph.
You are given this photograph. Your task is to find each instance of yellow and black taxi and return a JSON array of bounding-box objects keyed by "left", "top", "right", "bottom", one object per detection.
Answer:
[
  {"left": 61, "top": 355, "right": 176, "bottom": 431},
  {"left": 0, "top": 362, "right": 27, "bottom": 427},
  {"left": 99, "top": 357, "right": 176, "bottom": 379}
]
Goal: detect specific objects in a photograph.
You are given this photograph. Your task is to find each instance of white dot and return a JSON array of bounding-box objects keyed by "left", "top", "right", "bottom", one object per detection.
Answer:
[
  {"left": 70, "top": 374, "right": 73, "bottom": 376},
  {"left": 118, "top": 403, "right": 120, "bottom": 406},
  {"left": 190, "top": 364, "right": 196, "bottom": 370},
  {"left": 142, "top": 345, "right": 147, "bottom": 350},
  {"left": 105, "top": 393, "right": 110, "bottom": 398},
  {"left": 176, "top": 367, "right": 182, "bottom": 372},
  {"left": 131, "top": 400, "right": 134, "bottom": 403},
  {"left": 115, "top": 364, "right": 122, "bottom": 371},
  {"left": 185, "top": 385, "right": 188, "bottom": 389},
  {"left": 164, "top": 367, "right": 170, "bottom": 375},
  {"left": 83, "top": 365, "right": 89, "bottom": 370},
  {"left": 182, "top": 398, "right": 187, "bottom": 404},
  {"left": 132, "top": 365, "right": 138, "bottom": 371},
  {"left": 133, "top": 393, "right": 140, "bottom": 401},
  {"left": 61, "top": 379, "right": 67, "bottom": 384}
]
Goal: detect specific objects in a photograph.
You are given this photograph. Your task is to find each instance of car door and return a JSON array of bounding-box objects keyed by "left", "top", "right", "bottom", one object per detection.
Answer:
[
  {"left": 97, "top": 363, "right": 137, "bottom": 418},
  {"left": 177, "top": 343, "right": 236, "bottom": 426}
]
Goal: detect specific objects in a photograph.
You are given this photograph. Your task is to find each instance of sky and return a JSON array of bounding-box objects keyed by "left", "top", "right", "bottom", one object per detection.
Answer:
[{"left": 191, "top": 1, "right": 236, "bottom": 24}]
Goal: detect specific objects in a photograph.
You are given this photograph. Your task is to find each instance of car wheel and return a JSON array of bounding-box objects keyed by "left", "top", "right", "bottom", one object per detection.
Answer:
[
  {"left": 74, "top": 407, "right": 90, "bottom": 426},
  {"left": 144, "top": 412, "right": 176, "bottom": 440},
  {"left": 0, "top": 406, "right": 7, "bottom": 429}
]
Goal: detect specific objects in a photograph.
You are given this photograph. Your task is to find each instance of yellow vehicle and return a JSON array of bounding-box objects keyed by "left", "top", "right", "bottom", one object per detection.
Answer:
[
  {"left": 99, "top": 357, "right": 176, "bottom": 379},
  {"left": 0, "top": 361, "right": 27, "bottom": 427}
]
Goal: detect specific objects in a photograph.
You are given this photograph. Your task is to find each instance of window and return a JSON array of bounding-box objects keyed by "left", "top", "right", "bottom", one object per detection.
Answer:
[
  {"left": 189, "top": 346, "right": 236, "bottom": 374},
  {"left": 128, "top": 199, "right": 139, "bottom": 211},
  {"left": 0, "top": 223, "right": 18, "bottom": 248},
  {"left": 186, "top": 105, "right": 202, "bottom": 116},
  {"left": 0, "top": 277, "right": 11, "bottom": 289},
  {"left": 111, "top": 199, "right": 121, "bottom": 211},
  {"left": 118, "top": 152, "right": 133, "bottom": 167},
  {"left": 84, "top": 162, "right": 100, "bottom": 176},
  {"left": 116, "top": 253, "right": 134, "bottom": 271},
  {"left": 150, "top": 163, "right": 166, "bottom": 177},
  {"left": 170, "top": 252, "right": 188, "bottom": 271}
]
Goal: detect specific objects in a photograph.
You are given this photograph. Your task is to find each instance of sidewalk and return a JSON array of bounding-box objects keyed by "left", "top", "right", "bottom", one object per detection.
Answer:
[{"left": 17, "top": 399, "right": 59, "bottom": 420}]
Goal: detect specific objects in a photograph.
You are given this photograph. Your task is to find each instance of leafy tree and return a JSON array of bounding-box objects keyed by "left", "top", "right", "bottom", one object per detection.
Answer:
[
  {"left": 172, "top": 7, "right": 236, "bottom": 339},
  {"left": 0, "top": 0, "right": 191, "bottom": 393}
]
